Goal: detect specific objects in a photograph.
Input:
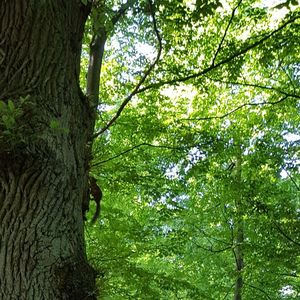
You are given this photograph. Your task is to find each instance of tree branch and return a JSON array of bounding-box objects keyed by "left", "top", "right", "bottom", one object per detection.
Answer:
[
  {"left": 192, "top": 240, "right": 232, "bottom": 253},
  {"left": 92, "top": 142, "right": 185, "bottom": 166},
  {"left": 92, "top": 138, "right": 216, "bottom": 167},
  {"left": 212, "top": 0, "right": 243, "bottom": 66},
  {"left": 86, "top": 29, "right": 106, "bottom": 106},
  {"left": 222, "top": 283, "right": 235, "bottom": 300},
  {"left": 87, "top": 0, "right": 138, "bottom": 105},
  {"left": 273, "top": 221, "right": 300, "bottom": 247},
  {"left": 94, "top": 0, "right": 162, "bottom": 137},
  {"left": 137, "top": 16, "right": 299, "bottom": 94},
  {"left": 183, "top": 95, "right": 290, "bottom": 122},
  {"left": 111, "top": 0, "right": 138, "bottom": 26},
  {"left": 283, "top": 168, "right": 300, "bottom": 191},
  {"left": 245, "top": 283, "right": 272, "bottom": 300},
  {"left": 279, "top": 272, "right": 299, "bottom": 278},
  {"left": 195, "top": 226, "right": 233, "bottom": 246},
  {"left": 204, "top": 76, "right": 300, "bottom": 99}
]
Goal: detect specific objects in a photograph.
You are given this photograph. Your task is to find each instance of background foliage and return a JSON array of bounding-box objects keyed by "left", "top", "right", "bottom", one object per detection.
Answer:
[{"left": 81, "top": 0, "right": 300, "bottom": 299}]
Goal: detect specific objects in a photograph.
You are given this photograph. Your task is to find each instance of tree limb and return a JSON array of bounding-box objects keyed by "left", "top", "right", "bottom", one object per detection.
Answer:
[
  {"left": 183, "top": 95, "right": 290, "bottom": 122},
  {"left": 245, "top": 283, "right": 272, "bottom": 300},
  {"left": 87, "top": 0, "right": 138, "bottom": 106},
  {"left": 92, "top": 138, "right": 216, "bottom": 166},
  {"left": 137, "top": 16, "right": 299, "bottom": 94},
  {"left": 87, "top": 29, "right": 106, "bottom": 106},
  {"left": 273, "top": 221, "right": 300, "bottom": 247},
  {"left": 283, "top": 168, "right": 300, "bottom": 191},
  {"left": 111, "top": 0, "right": 138, "bottom": 26},
  {"left": 222, "top": 283, "right": 235, "bottom": 300},
  {"left": 212, "top": 0, "right": 243, "bottom": 66},
  {"left": 94, "top": 0, "right": 162, "bottom": 137},
  {"left": 192, "top": 240, "right": 232, "bottom": 253},
  {"left": 92, "top": 142, "right": 184, "bottom": 166},
  {"left": 204, "top": 76, "right": 300, "bottom": 99}
]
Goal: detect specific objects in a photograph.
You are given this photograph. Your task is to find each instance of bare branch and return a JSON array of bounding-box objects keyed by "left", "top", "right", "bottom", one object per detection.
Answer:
[
  {"left": 137, "top": 16, "right": 299, "bottom": 94},
  {"left": 279, "top": 272, "right": 299, "bottom": 278},
  {"left": 212, "top": 0, "right": 243, "bottom": 66},
  {"left": 94, "top": 0, "right": 162, "bottom": 137},
  {"left": 195, "top": 226, "right": 233, "bottom": 246}
]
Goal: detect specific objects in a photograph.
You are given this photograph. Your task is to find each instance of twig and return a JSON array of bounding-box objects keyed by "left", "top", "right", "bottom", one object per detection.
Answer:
[
  {"left": 111, "top": 0, "right": 138, "bottom": 26},
  {"left": 92, "top": 138, "right": 215, "bottom": 166},
  {"left": 195, "top": 226, "right": 232, "bottom": 246}
]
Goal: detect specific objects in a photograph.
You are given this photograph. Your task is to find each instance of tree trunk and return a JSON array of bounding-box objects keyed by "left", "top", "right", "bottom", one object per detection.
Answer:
[
  {"left": 0, "top": 1, "right": 97, "bottom": 299},
  {"left": 233, "top": 145, "right": 244, "bottom": 300}
]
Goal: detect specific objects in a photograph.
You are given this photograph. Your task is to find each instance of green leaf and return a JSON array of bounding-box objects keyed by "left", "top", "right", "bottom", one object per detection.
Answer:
[
  {"left": 50, "top": 119, "right": 60, "bottom": 129},
  {"left": 7, "top": 100, "right": 15, "bottom": 112},
  {"left": 2, "top": 115, "right": 15, "bottom": 128},
  {"left": 0, "top": 100, "right": 7, "bottom": 112}
]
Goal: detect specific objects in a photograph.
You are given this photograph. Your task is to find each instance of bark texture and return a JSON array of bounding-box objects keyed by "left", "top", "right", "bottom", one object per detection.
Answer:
[{"left": 0, "top": 1, "right": 97, "bottom": 299}]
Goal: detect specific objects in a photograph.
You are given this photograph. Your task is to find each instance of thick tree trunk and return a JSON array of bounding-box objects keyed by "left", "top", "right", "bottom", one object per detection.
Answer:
[{"left": 0, "top": 1, "right": 97, "bottom": 299}]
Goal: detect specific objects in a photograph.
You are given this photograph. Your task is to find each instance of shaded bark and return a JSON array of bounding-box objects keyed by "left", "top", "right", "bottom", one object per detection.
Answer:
[{"left": 0, "top": 1, "right": 97, "bottom": 299}]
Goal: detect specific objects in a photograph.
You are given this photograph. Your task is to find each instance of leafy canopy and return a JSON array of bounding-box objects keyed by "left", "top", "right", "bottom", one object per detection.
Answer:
[{"left": 81, "top": 0, "right": 300, "bottom": 299}]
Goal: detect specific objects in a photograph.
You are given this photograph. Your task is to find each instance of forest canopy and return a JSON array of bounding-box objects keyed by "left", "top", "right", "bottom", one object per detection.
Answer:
[
  {"left": 0, "top": 0, "right": 298, "bottom": 299},
  {"left": 82, "top": 0, "right": 300, "bottom": 299}
]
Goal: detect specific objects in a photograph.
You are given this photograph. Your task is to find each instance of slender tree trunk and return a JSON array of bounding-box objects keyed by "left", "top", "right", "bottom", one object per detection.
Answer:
[
  {"left": 0, "top": 1, "right": 97, "bottom": 299},
  {"left": 233, "top": 145, "right": 244, "bottom": 300}
]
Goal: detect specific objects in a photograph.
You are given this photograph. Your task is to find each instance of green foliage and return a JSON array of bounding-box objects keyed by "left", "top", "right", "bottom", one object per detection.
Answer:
[
  {"left": 82, "top": 0, "right": 300, "bottom": 298},
  {"left": 0, "top": 96, "right": 30, "bottom": 145},
  {"left": 81, "top": 0, "right": 90, "bottom": 6},
  {"left": 274, "top": 0, "right": 299, "bottom": 10},
  {"left": 0, "top": 99, "right": 21, "bottom": 131},
  {"left": 195, "top": 0, "right": 222, "bottom": 17},
  {"left": 49, "top": 119, "right": 69, "bottom": 134}
]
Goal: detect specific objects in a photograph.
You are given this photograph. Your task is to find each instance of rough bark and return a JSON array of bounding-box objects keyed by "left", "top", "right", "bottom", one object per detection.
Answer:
[{"left": 0, "top": 1, "right": 97, "bottom": 299}]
